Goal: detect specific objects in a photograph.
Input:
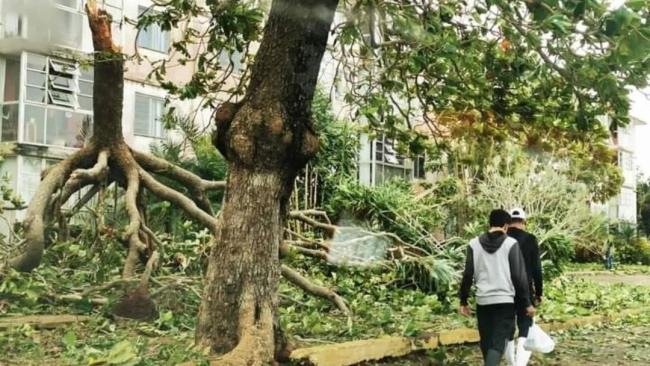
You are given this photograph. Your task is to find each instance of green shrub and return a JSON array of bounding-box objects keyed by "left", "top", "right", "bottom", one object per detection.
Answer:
[
  {"left": 325, "top": 179, "right": 446, "bottom": 249},
  {"left": 613, "top": 222, "right": 650, "bottom": 265},
  {"left": 542, "top": 234, "right": 574, "bottom": 277}
]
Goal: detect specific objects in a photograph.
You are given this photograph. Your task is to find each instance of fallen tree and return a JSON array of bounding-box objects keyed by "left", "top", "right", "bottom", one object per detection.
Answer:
[{"left": 4, "top": 1, "right": 221, "bottom": 281}]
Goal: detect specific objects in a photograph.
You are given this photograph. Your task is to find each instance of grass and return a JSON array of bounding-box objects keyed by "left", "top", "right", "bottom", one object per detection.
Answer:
[{"left": 2, "top": 262, "right": 650, "bottom": 365}]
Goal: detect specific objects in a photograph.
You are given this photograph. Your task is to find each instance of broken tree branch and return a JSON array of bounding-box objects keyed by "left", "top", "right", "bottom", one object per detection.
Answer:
[
  {"left": 289, "top": 211, "right": 337, "bottom": 237},
  {"left": 280, "top": 242, "right": 329, "bottom": 261},
  {"left": 281, "top": 265, "right": 349, "bottom": 316}
]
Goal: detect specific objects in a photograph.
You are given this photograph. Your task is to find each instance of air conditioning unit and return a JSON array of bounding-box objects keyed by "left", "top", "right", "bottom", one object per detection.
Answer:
[{"left": 3, "top": 13, "right": 27, "bottom": 38}]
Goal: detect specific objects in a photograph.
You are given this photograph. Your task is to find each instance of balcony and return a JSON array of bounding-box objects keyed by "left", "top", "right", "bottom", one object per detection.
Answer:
[
  {"left": 1, "top": 52, "right": 93, "bottom": 151},
  {"left": 0, "top": 0, "right": 89, "bottom": 53}
]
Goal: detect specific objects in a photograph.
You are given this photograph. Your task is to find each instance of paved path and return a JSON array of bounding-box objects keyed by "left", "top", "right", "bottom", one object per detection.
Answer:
[
  {"left": 365, "top": 320, "right": 650, "bottom": 365},
  {"left": 571, "top": 273, "right": 650, "bottom": 286},
  {"left": 368, "top": 270, "right": 650, "bottom": 366}
]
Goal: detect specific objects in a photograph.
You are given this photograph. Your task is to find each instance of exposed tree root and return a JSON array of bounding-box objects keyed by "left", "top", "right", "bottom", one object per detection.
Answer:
[
  {"left": 112, "top": 251, "right": 160, "bottom": 321},
  {"left": 6, "top": 0, "right": 223, "bottom": 282},
  {"left": 8, "top": 146, "right": 97, "bottom": 272},
  {"left": 7, "top": 142, "right": 222, "bottom": 279},
  {"left": 132, "top": 150, "right": 225, "bottom": 216}
]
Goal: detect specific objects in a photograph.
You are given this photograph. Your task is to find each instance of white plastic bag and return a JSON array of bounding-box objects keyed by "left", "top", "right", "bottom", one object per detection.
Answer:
[{"left": 523, "top": 323, "right": 555, "bottom": 353}]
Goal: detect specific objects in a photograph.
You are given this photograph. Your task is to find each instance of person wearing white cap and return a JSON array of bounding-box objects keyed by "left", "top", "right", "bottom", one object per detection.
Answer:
[{"left": 504, "top": 207, "right": 543, "bottom": 366}]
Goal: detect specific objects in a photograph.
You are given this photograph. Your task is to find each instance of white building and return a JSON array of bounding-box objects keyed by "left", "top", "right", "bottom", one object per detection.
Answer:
[
  {"left": 0, "top": 0, "right": 210, "bottom": 230},
  {"left": 592, "top": 116, "right": 646, "bottom": 224}
]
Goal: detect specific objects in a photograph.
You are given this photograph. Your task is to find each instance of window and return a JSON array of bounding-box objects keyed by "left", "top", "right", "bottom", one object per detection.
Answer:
[
  {"left": 137, "top": 7, "right": 170, "bottom": 53},
  {"left": 78, "top": 68, "right": 93, "bottom": 111},
  {"left": 46, "top": 109, "right": 91, "bottom": 147},
  {"left": 414, "top": 155, "right": 426, "bottom": 179},
  {"left": 618, "top": 151, "right": 634, "bottom": 171},
  {"left": 375, "top": 137, "right": 404, "bottom": 165},
  {"left": 134, "top": 94, "right": 166, "bottom": 138},
  {"left": 24, "top": 54, "right": 87, "bottom": 109},
  {"left": 620, "top": 189, "right": 635, "bottom": 207},
  {"left": 23, "top": 105, "right": 45, "bottom": 144},
  {"left": 3, "top": 59, "right": 20, "bottom": 102},
  {"left": 48, "top": 90, "right": 75, "bottom": 108},
  {"left": 49, "top": 59, "right": 78, "bottom": 75},
  {"left": 47, "top": 59, "right": 77, "bottom": 108},
  {"left": 21, "top": 53, "right": 93, "bottom": 147},
  {"left": 372, "top": 136, "right": 412, "bottom": 185},
  {"left": 3, "top": 12, "right": 25, "bottom": 38},
  {"left": 1, "top": 104, "right": 19, "bottom": 141},
  {"left": 51, "top": 7, "right": 83, "bottom": 48},
  {"left": 25, "top": 54, "right": 48, "bottom": 104}
]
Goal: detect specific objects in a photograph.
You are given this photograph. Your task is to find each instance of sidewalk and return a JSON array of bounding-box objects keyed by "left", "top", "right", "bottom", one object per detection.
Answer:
[{"left": 290, "top": 308, "right": 647, "bottom": 366}]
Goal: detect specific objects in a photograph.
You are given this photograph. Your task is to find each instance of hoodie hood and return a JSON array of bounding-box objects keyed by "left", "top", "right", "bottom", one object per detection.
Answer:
[{"left": 478, "top": 231, "right": 508, "bottom": 254}]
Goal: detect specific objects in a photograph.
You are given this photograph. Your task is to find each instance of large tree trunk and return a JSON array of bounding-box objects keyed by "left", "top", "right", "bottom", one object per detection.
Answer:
[{"left": 196, "top": 0, "right": 339, "bottom": 363}]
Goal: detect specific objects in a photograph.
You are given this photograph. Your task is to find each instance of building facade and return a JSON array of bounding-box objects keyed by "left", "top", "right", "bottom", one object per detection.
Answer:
[
  {"left": 592, "top": 116, "right": 646, "bottom": 224},
  {"left": 0, "top": 0, "right": 209, "bottom": 232}
]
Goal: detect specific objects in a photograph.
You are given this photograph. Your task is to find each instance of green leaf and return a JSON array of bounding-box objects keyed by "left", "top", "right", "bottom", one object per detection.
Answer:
[
  {"left": 625, "top": 0, "right": 647, "bottom": 11},
  {"left": 106, "top": 341, "right": 139, "bottom": 365},
  {"left": 546, "top": 14, "right": 572, "bottom": 35},
  {"left": 62, "top": 331, "right": 76, "bottom": 349},
  {"left": 604, "top": 8, "right": 635, "bottom": 36}
]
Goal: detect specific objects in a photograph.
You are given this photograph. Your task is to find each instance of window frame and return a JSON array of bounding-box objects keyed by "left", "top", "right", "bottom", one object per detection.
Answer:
[
  {"left": 134, "top": 93, "right": 167, "bottom": 139},
  {"left": 136, "top": 6, "right": 170, "bottom": 54},
  {"left": 370, "top": 135, "right": 414, "bottom": 186},
  {"left": 19, "top": 52, "right": 93, "bottom": 148}
]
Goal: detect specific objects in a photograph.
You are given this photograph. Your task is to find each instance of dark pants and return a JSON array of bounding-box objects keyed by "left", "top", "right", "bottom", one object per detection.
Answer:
[
  {"left": 515, "top": 297, "right": 534, "bottom": 338},
  {"left": 477, "top": 303, "right": 516, "bottom": 366}
]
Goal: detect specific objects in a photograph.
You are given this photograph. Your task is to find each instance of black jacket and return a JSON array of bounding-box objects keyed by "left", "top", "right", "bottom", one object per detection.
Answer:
[{"left": 507, "top": 227, "right": 543, "bottom": 299}]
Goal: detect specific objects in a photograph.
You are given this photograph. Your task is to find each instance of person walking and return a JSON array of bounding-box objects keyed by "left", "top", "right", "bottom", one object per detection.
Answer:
[
  {"left": 507, "top": 208, "right": 543, "bottom": 366},
  {"left": 603, "top": 240, "right": 614, "bottom": 270},
  {"left": 459, "top": 209, "right": 535, "bottom": 366}
]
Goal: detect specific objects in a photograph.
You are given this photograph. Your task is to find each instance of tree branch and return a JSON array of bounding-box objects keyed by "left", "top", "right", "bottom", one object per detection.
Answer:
[
  {"left": 281, "top": 265, "right": 350, "bottom": 316},
  {"left": 289, "top": 211, "right": 337, "bottom": 237},
  {"left": 280, "top": 242, "right": 329, "bottom": 261}
]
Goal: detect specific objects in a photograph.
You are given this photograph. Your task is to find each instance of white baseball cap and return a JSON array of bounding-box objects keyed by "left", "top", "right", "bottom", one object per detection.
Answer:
[{"left": 510, "top": 207, "right": 527, "bottom": 220}]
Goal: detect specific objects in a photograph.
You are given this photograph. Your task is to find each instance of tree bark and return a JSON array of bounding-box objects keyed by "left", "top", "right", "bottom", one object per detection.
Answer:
[{"left": 196, "top": 0, "right": 339, "bottom": 363}]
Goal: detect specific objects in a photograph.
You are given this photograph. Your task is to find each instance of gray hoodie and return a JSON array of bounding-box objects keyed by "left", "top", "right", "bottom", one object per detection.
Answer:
[{"left": 459, "top": 231, "right": 531, "bottom": 307}]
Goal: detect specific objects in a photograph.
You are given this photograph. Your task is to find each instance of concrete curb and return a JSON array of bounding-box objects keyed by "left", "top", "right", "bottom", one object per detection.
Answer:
[
  {"left": 0, "top": 315, "right": 92, "bottom": 329},
  {"left": 289, "top": 308, "right": 647, "bottom": 366}
]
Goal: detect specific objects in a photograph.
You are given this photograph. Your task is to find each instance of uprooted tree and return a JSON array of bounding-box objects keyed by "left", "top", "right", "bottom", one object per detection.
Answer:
[
  {"left": 5, "top": 0, "right": 650, "bottom": 364},
  {"left": 6, "top": 1, "right": 221, "bottom": 278}
]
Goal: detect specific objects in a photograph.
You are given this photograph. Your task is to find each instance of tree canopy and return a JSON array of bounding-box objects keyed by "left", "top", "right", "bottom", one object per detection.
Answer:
[{"left": 144, "top": 0, "right": 648, "bottom": 145}]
